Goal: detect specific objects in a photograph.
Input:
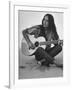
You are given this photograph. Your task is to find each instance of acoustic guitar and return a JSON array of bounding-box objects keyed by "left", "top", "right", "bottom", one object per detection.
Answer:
[{"left": 21, "top": 35, "right": 63, "bottom": 56}]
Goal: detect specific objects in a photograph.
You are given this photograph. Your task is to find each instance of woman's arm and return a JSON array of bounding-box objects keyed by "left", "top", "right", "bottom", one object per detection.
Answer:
[
  {"left": 22, "top": 25, "right": 41, "bottom": 49},
  {"left": 52, "top": 31, "right": 60, "bottom": 46},
  {"left": 22, "top": 29, "right": 31, "bottom": 44}
]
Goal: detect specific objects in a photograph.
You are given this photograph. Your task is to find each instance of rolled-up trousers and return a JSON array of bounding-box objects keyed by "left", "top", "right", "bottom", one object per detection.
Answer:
[{"left": 34, "top": 45, "right": 62, "bottom": 65}]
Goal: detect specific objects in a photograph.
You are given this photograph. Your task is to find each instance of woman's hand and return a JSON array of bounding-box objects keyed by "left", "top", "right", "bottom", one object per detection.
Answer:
[
  {"left": 28, "top": 42, "right": 35, "bottom": 49},
  {"left": 58, "top": 40, "right": 63, "bottom": 46}
]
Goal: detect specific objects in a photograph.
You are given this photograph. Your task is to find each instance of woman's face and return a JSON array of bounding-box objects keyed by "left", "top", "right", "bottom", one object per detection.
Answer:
[{"left": 43, "top": 16, "right": 49, "bottom": 28}]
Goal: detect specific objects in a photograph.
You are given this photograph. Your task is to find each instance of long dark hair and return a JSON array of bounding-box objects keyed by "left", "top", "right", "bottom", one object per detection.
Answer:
[{"left": 42, "top": 14, "right": 59, "bottom": 39}]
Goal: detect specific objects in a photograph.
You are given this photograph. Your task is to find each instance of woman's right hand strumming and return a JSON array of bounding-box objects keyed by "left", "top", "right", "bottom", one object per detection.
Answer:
[{"left": 28, "top": 42, "right": 35, "bottom": 50}]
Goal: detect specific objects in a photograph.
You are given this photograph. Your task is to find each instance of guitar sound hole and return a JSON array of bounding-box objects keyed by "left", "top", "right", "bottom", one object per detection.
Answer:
[{"left": 35, "top": 42, "right": 39, "bottom": 47}]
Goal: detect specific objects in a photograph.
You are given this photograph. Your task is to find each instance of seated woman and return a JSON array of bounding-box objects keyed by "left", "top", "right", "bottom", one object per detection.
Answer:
[{"left": 22, "top": 14, "right": 63, "bottom": 67}]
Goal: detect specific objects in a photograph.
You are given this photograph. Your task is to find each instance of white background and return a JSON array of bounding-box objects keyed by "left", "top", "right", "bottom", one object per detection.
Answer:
[{"left": 0, "top": 0, "right": 72, "bottom": 90}]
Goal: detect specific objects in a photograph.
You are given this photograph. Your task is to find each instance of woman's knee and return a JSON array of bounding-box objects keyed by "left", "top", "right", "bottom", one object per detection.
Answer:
[
  {"left": 35, "top": 47, "right": 45, "bottom": 53},
  {"left": 54, "top": 44, "right": 62, "bottom": 51},
  {"left": 35, "top": 47, "right": 45, "bottom": 61},
  {"left": 49, "top": 45, "right": 62, "bottom": 57}
]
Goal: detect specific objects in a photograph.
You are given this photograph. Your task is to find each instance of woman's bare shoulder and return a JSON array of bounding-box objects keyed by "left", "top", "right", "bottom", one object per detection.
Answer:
[
  {"left": 28, "top": 24, "right": 42, "bottom": 29},
  {"left": 26, "top": 25, "right": 41, "bottom": 33}
]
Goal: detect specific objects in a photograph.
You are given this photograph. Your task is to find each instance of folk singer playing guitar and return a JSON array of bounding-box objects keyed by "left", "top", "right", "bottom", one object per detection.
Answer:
[{"left": 22, "top": 14, "right": 63, "bottom": 68}]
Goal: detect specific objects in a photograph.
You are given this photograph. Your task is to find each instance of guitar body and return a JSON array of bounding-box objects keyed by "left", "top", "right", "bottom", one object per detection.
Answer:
[{"left": 21, "top": 35, "right": 46, "bottom": 56}]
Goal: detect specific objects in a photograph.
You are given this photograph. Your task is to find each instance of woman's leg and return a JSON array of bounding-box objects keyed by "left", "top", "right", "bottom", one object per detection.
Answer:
[
  {"left": 35, "top": 45, "right": 62, "bottom": 66},
  {"left": 35, "top": 47, "right": 55, "bottom": 66},
  {"left": 46, "top": 45, "right": 62, "bottom": 57}
]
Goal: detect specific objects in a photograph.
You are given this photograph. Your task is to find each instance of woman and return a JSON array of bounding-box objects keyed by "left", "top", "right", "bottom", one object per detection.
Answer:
[{"left": 22, "top": 14, "right": 62, "bottom": 67}]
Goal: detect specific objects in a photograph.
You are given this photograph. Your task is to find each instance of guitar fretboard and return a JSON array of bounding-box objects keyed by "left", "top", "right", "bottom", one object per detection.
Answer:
[{"left": 40, "top": 40, "right": 63, "bottom": 45}]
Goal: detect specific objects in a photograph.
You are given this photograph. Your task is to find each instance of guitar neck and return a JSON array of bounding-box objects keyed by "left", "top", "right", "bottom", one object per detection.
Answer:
[{"left": 40, "top": 40, "right": 63, "bottom": 45}]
